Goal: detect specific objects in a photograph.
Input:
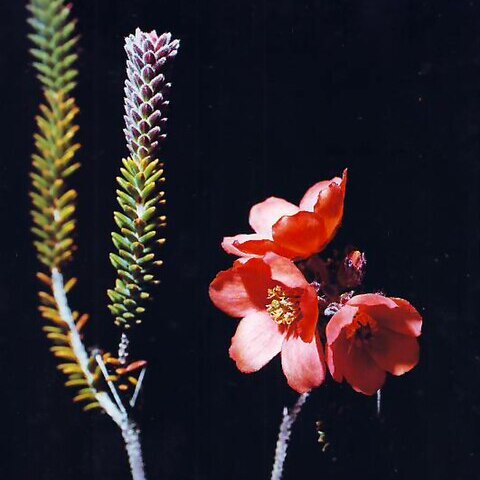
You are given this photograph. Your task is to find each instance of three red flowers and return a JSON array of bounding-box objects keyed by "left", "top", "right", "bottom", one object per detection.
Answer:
[{"left": 209, "top": 170, "right": 422, "bottom": 395}]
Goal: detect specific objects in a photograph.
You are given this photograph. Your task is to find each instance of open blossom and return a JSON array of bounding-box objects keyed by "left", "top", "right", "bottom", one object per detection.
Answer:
[
  {"left": 209, "top": 253, "right": 326, "bottom": 393},
  {"left": 326, "top": 294, "right": 422, "bottom": 395},
  {"left": 222, "top": 170, "right": 347, "bottom": 260}
]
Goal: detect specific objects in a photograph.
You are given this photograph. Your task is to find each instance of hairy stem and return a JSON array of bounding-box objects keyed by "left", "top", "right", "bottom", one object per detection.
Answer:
[
  {"left": 376, "top": 388, "right": 382, "bottom": 417},
  {"left": 270, "top": 393, "right": 310, "bottom": 480},
  {"left": 122, "top": 420, "right": 146, "bottom": 480},
  {"left": 51, "top": 268, "right": 146, "bottom": 479},
  {"left": 95, "top": 353, "right": 127, "bottom": 417},
  {"left": 118, "top": 332, "right": 130, "bottom": 364}
]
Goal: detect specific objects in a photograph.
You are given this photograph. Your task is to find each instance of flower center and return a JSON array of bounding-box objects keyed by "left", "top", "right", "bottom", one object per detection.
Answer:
[
  {"left": 345, "top": 311, "right": 378, "bottom": 341},
  {"left": 266, "top": 285, "right": 300, "bottom": 326}
]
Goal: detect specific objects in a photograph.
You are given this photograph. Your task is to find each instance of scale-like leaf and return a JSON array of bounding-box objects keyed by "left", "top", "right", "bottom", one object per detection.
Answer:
[
  {"left": 28, "top": 0, "right": 108, "bottom": 412},
  {"left": 108, "top": 29, "right": 180, "bottom": 329}
]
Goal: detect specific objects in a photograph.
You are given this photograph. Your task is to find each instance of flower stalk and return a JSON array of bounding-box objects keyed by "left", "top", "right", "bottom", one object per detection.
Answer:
[
  {"left": 271, "top": 393, "right": 310, "bottom": 480},
  {"left": 122, "top": 420, "right": 147, "bottom": 480}
]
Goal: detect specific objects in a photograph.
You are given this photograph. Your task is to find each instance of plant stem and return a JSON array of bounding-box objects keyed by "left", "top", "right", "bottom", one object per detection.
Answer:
[
  {"left": 95, "top": 353, "right": 127, "bottom": 416},
  {"left": 376, "top": 388, "right": 382, "bottom": 417},
  {"left": 270, "top": 392, "right": 310, "bottom": 480},
  {"left": 51, "top": 268, "right": 147, "bottom": 480},
  {"left": 122, "top": 419, "right": 146, "bottom": 480},
  {"left": 118, "top": 332, "right": 130, "bottom": 364}
]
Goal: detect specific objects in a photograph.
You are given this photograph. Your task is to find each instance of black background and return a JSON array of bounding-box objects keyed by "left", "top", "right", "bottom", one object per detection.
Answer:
[{"left": 1, "top": 0, "right": 480, "bottom": 479}]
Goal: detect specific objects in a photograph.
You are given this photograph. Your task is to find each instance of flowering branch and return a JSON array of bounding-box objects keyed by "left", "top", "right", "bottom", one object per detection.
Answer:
[
  {"left": 271, "top": 393, "right": 310, "bottom": 480},
  {"left": 28, "top": 2, "right": 179, "bottom": 479},
  {"left": 28, "top": 0, "right": 107, "bottom": 415},
  {"left": 53, "top": 269, "right": 146, "bottom": 479},
  {"left": 108, "top": 29, "right": 180, "bottom": 331},
  {"left": 106, "top": 33, "right": 180, "bottom": 424},
  {"left": 51, "top": 269, "right": 123, "bottom": 424},
  {"left": 210, "top": 172, "right": 423, "bottom": 475}
]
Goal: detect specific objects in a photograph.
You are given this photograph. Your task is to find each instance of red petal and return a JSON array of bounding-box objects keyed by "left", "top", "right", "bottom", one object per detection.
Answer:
[
  {"left": 367, "top": 328, "right": 420, "bottom": 375},
  {"left": 229, "top": 311, "right": 285, "bottom": 373},
  {"left": 264, "top": 252, "right": 310, "bottom": 289},
  {"left": 272, "top": 211, "right": 329, "bottom": 259},
  {"left": 222, "top": 233, "right": 268, "bottom": 256},
  {"left": 349, "top": 294, "right": 422, "bottom": 338},
  {"left": 300, "top": 179, "right": 338, "bottom": 212},
  {"left": 281, "top": 333, "right": 326, "bottom": 393},
  {"left": 232, "top": 237, "right": 291, "bottom": 258},
  {"left": 297, "top": 284, "right": 319, "bottom": 342},
  {"left": 326, "top": 332, "right": 349, "bottom": 382},
  {"left": 348, "top": 293, "right": 398, "bottom": 309},
  {"left": 263, "top": 253, "right": 319, "bottom": 342},
  {"left": 385, "top": 298, "right": 423, "bottom": 337},
  {"left": 209, "top": 258, "right": 273, "bottom": 317},
  {"left": 325, "top": 305, "right": 359, "bottom": 344},
  {"left": 313, "top": 169, "right": 347, "bottom": 242},
  {"left": 342, "top": 343, "right": 386, "bottom": 396},
  {"left": 249, "top": 197, "right": 299, "bottom": 234}
]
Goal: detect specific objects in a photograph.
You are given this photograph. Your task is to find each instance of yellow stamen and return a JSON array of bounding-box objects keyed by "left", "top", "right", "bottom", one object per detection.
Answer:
[
  {"left": 266, "top": 285, "right": 300, "bottom": 326},
  {"left": 345, "top": 311, "right": 378, "bottom": 341}
]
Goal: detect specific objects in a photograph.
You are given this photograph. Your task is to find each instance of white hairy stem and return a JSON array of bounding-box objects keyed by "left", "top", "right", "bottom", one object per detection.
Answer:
[
  {"left": 376, "top": 389, "right": 382, "bottom": 417},
  {"left": 122, "top": 420, "right": 146, "bottom": 480},
  {"left": 95, "top": 353, "right": 127, "bottom": 416},
  {"left": 118, "top": 332, "right": 130, "bottom": 364},
  {"left": 130, "top": 367, "right": 146, "bottom": 408},
  {"left": 51, "top": 268, "right": 147, "bottom": 480},
  {"left": 270, "top": 392, "right": 310, "bottom": 480}
]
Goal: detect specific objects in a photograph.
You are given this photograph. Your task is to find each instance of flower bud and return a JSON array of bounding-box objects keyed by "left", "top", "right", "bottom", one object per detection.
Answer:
[{"left": 337, "top": 250, "right": 366, "bottom": 289}]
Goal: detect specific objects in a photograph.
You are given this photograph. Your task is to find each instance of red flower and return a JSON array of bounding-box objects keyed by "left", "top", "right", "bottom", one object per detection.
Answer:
[
  {"left": 222, "top": 170, "right": 347, "bottom": 260},
  {"left": 326, "top": 294, "right": 422, "bottom": 395},
  {"left": 209, "top": 253, "right": 326, "bottom": 393}
]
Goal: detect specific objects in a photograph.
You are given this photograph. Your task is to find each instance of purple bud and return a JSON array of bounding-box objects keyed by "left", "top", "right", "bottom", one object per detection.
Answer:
[
  {"left": 141, "top": 84, "right": 153, "bottom": 101},
  {"left": 131, "top": 126, "right": 141, "bottom": 139},
  {"left": 143, "top": 51, "right": 155, "bottom": 65},
  {"left": 140, "top": 103, "right": 153, "bottom": 118},
  {"left": 131, "top": 109, "right": 141, "bottom": 123},
  {"left": 149, "top": 126, "right": 161, "bottom": 140},
  {"left": 151, "top": 74, "right": 165, "bottom": 91},
  {"left": 148, "top": 111, "right": 161, "bottom": 125},
  {"left": 142, "top": 65, "right": 155, "bottom": 82},
  {"left": 143, "top": 39, "right": 154, "bottom": 53},
  {"left": 123, "top": 29, "right": 179, "bottom": 160},
  {"left": 150, "top": 93, "right": 163, "bottom": 108},
  {"left": 139, "top": 120, "right": 149, "bottom": 134},
  {"left": 133, "top": 72, "right": 143, "bottom": 89},
  {"left": 133, "top": 44, "right": 143, "bottom": 58},
  {"left": 157, "top": 32, "right": 171, "bottom": 49},
  {"left": 133, "top": 54, "right": 144, "bottom": 70},
  {"left": 154, "top": 57, "right": 167, "bottom": 71},
  {"left": 138, "top": 146, "right": 150, "bottom": 158},
  {"left": 138, "top": 134, "right": 150, "bottom": 146}
]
